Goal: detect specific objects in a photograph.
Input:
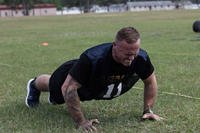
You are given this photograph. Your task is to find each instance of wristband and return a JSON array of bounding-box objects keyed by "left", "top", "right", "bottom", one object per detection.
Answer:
[{"left": 143, "top": 109, "right": 154, "bottom": 114}]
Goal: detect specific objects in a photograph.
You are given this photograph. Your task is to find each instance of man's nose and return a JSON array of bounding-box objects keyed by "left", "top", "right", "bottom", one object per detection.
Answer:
[{"left": 128, "top": 55, "right": 134, "bottom": 60}]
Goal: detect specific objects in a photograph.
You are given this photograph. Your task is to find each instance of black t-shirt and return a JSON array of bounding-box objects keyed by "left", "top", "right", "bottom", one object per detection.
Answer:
[{"left": 69, "top": 43, "right": 154, "bottom": 101}]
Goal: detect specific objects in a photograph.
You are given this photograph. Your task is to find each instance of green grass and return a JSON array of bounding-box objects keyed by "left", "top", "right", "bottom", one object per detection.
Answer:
[{"left": 0, "top": 10, "right": 200, "bottom": 133}]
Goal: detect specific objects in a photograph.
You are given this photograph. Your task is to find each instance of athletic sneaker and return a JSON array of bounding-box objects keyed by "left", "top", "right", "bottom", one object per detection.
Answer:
[
  {"left": 25, "top": 78, "right": 41, "bottom": 108},
  {"left": 48, "top": 94, "right": 56, "bottom": 105}
]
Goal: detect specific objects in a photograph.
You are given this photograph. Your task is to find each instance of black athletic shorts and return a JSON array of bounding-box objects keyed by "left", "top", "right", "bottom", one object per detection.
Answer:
[{"left": 49, "top": 60, "right": 77, "bottom": 104}]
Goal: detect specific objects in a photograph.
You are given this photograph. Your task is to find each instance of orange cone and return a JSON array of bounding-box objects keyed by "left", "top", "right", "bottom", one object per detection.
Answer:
[{"left": 42, "top": 42, "right": 48, "bottom": 46}]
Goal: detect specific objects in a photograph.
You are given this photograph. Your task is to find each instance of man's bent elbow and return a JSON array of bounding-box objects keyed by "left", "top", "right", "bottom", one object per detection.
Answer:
[{"left": 61, "top": 75, "right": 81, "bottom": 100}]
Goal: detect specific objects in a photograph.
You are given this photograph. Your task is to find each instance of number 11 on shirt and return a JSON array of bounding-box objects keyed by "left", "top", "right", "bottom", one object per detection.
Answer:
[{"left": 103, "top": 83, "right": 122, "bottom": 98}]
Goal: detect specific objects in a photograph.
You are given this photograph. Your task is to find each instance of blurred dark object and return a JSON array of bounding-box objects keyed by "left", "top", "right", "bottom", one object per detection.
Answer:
[{"left": 193, "top": 20, "right": 200, "bottom": 33}]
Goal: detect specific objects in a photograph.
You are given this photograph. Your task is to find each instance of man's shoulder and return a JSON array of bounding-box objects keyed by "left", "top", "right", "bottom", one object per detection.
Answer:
[
  {"left": 83, "top": 43, "right": 112, "bottom": 60},
  {"left": 137, "top": 49, "right": 149, "bottom": 61}
]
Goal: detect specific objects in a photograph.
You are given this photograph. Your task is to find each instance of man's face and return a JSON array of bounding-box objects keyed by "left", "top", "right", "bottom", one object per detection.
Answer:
[{"left": 112, "top": 39, "right": 140, "bottom": 66}]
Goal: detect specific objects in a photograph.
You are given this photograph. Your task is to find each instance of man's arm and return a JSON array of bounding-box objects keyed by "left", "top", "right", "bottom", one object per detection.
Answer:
[
  {"left": 142, "top": 72, "right": 162, "bottom": 120},
  {"left": 61, "top": 74, "right": 99, "bottom": 132}
]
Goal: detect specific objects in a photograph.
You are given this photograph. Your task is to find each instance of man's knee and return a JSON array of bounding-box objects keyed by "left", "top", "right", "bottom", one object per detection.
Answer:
[{"left": 35, "top": 74, "right": 51, "bottom": 91}]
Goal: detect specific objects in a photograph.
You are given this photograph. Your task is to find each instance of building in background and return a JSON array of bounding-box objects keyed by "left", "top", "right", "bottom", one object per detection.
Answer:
[
  {"left": 0, "top": 5, "right": 27, "bottom": 17},
  {"left": 127, "top": 1, "right": 175, "bottom": 11},
  {"left": 30, "top": 4, "right": 56, "bottom": 16},
  {"left": 0, "top": 5, "right": 11, "bottom": 17},
  {"left": 1, "top": 1, "right": 200, "bottom": 17},
  {"left": 0, "top": 4, "right": 56, "bottom": 17}
]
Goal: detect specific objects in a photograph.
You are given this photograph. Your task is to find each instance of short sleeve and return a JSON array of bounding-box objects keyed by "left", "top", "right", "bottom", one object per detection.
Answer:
[
  {"left": 135, "top": 54, "right": 154, "bottom": 80},
  {"left": 69, "top": 53, "right": 91, "bottom": 85}
]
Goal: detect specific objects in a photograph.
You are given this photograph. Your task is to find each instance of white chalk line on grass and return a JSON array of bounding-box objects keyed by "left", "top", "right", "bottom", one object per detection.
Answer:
[
  {"left": 133, "top": 87, "right": 200, "bottom": 100},
  {"left": 150, "top": 52, "right": 200, "bottom": 57},
  {"left": 0, "top": 62, "right": 26, "bottom": 69},
  {"left": 0, "top": 63, "right": 12, "bottom": 67}
]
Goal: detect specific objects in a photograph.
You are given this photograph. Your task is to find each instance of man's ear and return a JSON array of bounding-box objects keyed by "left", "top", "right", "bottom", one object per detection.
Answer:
[{"left": 113, "top": 42, "right": 116, "bottom": 46}]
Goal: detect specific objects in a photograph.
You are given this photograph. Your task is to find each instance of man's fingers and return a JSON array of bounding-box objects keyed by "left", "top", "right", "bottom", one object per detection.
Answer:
[
  {"left": 142, "top": 113, "right": 163, "bottom": 121},
  {"left": 90, "top": 125, "right": 97, "bottom": 131},
  {"left": 152, "top": 114, "right": 165, "bottom": 121},
  {"left": 82, "top": 125, "right": 95, "bottom": 133},
  {"left": 157, "top": 116, "right": 164, "bottom": 121},
  {"left": 91, "top": 119, "right": 100, "bottom": 125},
  {"left": 142, "top": 113, "right": 151, "bottom": 119},
  {"left": 79, "top": 119, "right": 99, "bottom": 133},
  {"left": 84, "top": 125, "right": 97, "bottom": 133}
]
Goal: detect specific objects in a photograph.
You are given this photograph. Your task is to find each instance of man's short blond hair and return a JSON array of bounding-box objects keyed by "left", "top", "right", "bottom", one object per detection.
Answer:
[{"left": 115, "top": 27, "right": 140, "bottom": 44}]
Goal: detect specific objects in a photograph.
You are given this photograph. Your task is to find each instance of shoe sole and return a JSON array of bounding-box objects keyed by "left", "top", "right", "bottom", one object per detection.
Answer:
[
  {"left": 48, "top": 94, "right": 57, "bottom": 105},
  {"left": 48, "top": 94, "right": 53, "bottom": 104},
  {"left": 25, "top": 78, "right": 34, "bottom": 108}
]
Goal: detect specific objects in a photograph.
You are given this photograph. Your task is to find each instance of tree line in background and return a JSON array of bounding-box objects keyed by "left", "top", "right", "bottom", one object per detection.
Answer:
[{"left": 0, "top": 0, "right": 199, "bottom": 15}]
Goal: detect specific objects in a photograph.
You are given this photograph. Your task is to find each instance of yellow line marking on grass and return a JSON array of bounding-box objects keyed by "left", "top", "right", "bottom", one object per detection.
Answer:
[{"left": 133, "top": 87, "right": 200, "bottom": 100}]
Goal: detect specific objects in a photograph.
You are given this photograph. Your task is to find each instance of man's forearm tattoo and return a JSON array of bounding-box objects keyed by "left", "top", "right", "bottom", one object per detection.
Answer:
[{"left": 64, "top": 88, "right": 85, "bottom": 125}]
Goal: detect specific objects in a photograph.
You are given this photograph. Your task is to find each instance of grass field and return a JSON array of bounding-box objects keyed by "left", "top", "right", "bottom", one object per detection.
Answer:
[{"left": 0, "top": 9, "right": 200, "bottom": 133}]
